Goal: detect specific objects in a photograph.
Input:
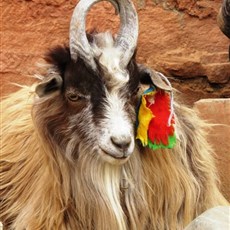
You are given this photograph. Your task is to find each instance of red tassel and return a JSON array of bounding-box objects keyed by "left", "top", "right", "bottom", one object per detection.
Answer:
[{"left": 146, "top": 91, "right": 174, "bottom": 145}]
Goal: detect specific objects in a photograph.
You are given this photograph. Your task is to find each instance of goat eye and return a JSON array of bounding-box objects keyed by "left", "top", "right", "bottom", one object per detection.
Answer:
[{"left": 66, "top": 93, "right": 81, "bottom": 102}]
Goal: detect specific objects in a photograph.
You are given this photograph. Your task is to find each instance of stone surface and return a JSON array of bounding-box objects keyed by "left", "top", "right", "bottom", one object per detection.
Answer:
[
  {"left": 194, "top": 99, "right": 230, "bottom": 202},
  {"left": 184, "top": 206, "right": 230, "bottom": 230}
]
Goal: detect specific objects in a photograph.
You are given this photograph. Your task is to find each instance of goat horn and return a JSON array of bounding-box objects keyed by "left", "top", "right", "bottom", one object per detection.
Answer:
[
  {"left": 217, "top": 0, "right": 230, "bottom": 38},
  {"left": 115, "top": 0, "right": 139, "bottom": 69},
  {"left": 70, "top": 0, "right": 120, "bottom": 71}
]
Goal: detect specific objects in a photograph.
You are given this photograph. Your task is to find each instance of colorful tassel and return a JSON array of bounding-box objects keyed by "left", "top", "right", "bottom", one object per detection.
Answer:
[
  {"left": 136, "top": 87, "right": 176, "bottom": 150},
  {"left": 136, "top": 87, "right": 156, "bottom": 146}
]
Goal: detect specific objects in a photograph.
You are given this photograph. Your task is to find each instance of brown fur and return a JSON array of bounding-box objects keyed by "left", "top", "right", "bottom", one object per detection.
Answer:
[{"left": 0, "top": 84, "right": 228, "bottom": 230}]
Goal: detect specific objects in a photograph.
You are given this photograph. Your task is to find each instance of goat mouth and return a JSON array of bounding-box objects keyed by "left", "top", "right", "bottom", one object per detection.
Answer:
[{"left": 98, "top": 148, "right": 130, "bottom": 164}]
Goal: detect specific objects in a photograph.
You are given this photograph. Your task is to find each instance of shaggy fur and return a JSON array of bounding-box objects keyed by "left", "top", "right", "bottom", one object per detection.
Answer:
[
  {"left": 1, "top": 88, "right": 228, "bottom": 230},
  {"left": 0, "top": 33, "right": 228, "bottom": 229}
]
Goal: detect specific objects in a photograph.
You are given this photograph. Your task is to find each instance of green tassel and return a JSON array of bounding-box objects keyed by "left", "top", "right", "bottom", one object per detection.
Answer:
[{"left": 147, "top": 135, "right": 176, "bottom": 150}]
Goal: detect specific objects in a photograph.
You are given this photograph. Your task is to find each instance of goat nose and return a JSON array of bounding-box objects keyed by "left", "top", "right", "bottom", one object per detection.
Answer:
[{"left": 110, "top": 135, "right": 131, "bottom": 152}]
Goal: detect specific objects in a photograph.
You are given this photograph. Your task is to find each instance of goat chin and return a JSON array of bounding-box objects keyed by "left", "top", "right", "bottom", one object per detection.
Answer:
[
  {"left": 98, "top": 148, "right": 131, "bottom": 165},
  {"left": 0, "top": 86, "right": 228, "bottom": 230}
]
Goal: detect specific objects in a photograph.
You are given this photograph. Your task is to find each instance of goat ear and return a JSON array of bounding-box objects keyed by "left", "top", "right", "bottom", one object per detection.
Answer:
[
  {"left": 138, "top": 64, "right": 172, "bottom": 91},
  {"left": 35, "top": 75, "right": 63, "bottom": 97}
]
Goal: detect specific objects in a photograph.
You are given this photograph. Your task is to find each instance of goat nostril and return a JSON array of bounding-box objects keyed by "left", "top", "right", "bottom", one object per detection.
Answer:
[{"left": 110, "top": 136, "right": 131, "bottom": 151}]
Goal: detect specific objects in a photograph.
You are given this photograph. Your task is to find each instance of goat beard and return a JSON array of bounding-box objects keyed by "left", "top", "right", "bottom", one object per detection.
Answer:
[
  {"left": 30, "top": 98, "right": 148, "bottom": 229},
  {"left": 67, "top": 144, "right": 148, "bottom": 230}
]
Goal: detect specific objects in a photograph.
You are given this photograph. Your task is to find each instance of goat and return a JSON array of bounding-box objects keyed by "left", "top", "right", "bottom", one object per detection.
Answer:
[{"left": 0, "top": 0, "right": 228, "bottom": 229}]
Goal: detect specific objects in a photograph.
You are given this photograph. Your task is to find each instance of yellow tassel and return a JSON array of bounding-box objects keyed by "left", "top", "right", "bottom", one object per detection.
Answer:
[{"left": 136, "top": 92, "right": 155, "bottom": 146}]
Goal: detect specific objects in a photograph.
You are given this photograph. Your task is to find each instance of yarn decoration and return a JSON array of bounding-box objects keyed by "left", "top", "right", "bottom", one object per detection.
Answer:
[{"left": 136, "top": 86, "right": 176, "bottom": 150}]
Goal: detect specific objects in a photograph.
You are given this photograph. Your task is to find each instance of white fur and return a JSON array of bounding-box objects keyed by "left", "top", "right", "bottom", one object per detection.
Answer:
[
  {"left": 87, "top": 32, "right": 135, "bottom": 161},
  {"left": 91, "top": 32, "right": 129, "bottom": 86},
  {"left": 97, "top": 90, "right": 135, "bottom": 160}
]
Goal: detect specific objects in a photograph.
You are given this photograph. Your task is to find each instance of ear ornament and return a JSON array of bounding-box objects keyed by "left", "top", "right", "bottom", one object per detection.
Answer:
[{"left": 136, "top": 72, "right": 176, "bottom": 150}]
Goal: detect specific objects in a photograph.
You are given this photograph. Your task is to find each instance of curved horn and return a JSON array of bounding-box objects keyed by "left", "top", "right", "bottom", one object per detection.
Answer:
[
  {"left": 115, "top": 0, "right": 139, "bottom": 69},
  {"left": 217, "top": 0, "right": 230, "bottom": 38},
  {"left": 70, "top": 0, "right": 120, "bottom": 70}
]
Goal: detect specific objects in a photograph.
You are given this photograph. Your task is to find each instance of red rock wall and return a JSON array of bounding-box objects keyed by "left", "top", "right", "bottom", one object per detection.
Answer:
[
  {"left": 1, "top": 0, "right": 229, "bottom": 200},
  {"left": 1, "top": 0, "right": 229, "bottom": 103}
]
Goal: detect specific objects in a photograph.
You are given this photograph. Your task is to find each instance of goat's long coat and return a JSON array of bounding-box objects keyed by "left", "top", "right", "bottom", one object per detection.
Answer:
[
  {"left": 0, "top": 0, "right": 229, "bottom": 227},
  {"left": 0, "top": 83, "right": 228, "bottom": 229}
]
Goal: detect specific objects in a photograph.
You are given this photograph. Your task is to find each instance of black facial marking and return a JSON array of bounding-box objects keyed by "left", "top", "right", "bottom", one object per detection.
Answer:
[
  {"left": 46, "top": 46, "right": 107, "bottom": 122},
  {"left": 45, "top": 45, "right": 142, "bottom": 125},
  {"left": 127, "top": 58, "right": 141, "bottom": 95},
  {"left": 64, "top": 58, "right": 101, "bottom": 95},
  {"left": 45, "top": 46, "right": 71, "bottom": 77},
  {"left": 64, "top": 57, "right": 107, "bottom": 122},
  {"left": 139, "top": 70, "right": 152, "bottom": 85}
]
